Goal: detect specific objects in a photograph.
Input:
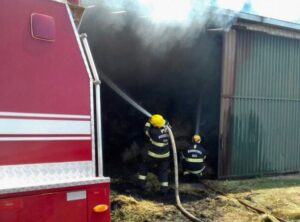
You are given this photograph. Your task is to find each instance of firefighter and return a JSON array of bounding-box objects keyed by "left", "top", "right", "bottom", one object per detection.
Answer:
[
  {"left": 137, "top": 114, "right": 170, "bottom": 195},
  {"left": 181, "top": 134, "right": 207, "bottom": 181}
]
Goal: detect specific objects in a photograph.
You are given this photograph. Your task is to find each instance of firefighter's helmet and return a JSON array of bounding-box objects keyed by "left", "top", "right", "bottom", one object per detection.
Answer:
[
  {"left": 150, "top": 114, "right": 166, "bottom": 128},
  {"left": 193, "top": 134, "right": 201, "bottom": 144}
]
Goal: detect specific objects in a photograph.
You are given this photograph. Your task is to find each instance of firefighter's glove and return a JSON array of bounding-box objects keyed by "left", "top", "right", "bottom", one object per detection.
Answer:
[
  {"left": 145, "top": 130, "right": 150, "bottom": 137},
  {"left": 165, "top": 122, "right": 171, "bottom": 129}
]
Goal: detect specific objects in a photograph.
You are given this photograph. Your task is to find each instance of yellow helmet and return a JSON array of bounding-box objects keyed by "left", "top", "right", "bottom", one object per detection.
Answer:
[
  {"left": 193, "top": 134, "right": 201, "bottom": 143},
  {"left": 149, "top": 114, "right": 166, "bottom": 128}
]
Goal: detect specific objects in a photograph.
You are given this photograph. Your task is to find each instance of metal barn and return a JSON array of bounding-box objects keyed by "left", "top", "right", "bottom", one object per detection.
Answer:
[{"left": 218, "top": 12, "right": 300, "bottom": 178}]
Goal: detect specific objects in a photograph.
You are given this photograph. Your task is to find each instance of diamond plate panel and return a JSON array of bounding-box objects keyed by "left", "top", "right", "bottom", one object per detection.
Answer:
[
  {"left": 0, "top": 161, "right": 95, "bottom": 190},
  {"left": 0, "top": 177, "right": 110, "bottom": 195}
]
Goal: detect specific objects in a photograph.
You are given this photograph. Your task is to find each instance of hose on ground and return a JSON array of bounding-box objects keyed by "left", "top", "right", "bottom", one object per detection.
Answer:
[
  {"left": 200, "top": 182, "right": 287, "bottom": 222},
  {"left": 166, "top": 126, "right": 204, "bottom": 222}
]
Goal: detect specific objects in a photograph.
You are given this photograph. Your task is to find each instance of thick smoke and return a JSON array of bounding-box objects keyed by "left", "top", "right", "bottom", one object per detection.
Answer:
[
  {"left": 78, "top": 0, "right": 300, "bottom": 178},
  {"left": 79, "top": 0, "right": 230, "bottom": 176},
  {"left": 80, "top": 0, "right": 238, "bottom": 55}
]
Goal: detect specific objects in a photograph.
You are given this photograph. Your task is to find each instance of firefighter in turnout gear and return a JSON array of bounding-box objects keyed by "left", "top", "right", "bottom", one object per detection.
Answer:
[
  {"left": 137, "top": 114, "right": 170, "bottom": 195},
  {"left": 182, "top": 134, "right": 207, "bottom": 181}
]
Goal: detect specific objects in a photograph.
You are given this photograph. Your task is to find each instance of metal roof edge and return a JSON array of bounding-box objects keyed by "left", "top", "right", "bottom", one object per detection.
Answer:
[
  {"left": 237, "top": 12, "right": 300, "bottom": 32},
  {"left": 213, "top": 7, "right": 300, "bottom": 32}
]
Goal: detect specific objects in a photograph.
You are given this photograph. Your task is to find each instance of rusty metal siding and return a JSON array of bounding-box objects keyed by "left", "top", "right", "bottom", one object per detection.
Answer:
[
  {"left": 219, "top": 29, "right": 300, "bottom": 178},
  {"left": 218, "top": 30, "right": 237, "bottom": 177}
]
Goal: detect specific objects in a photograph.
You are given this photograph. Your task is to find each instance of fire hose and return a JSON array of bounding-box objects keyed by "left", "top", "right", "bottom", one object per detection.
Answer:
[
  {"left": 166, "top": 126, "right": 285, "bottom": 222},
  {"left": 200, "top": 182, "right": 286, "bottom": 222},
  {"left": 166, "top": 126, "right": 204, "bottom": 222},
  {"left": 80, "top": 33, "right": 202, "bottom": 221}
]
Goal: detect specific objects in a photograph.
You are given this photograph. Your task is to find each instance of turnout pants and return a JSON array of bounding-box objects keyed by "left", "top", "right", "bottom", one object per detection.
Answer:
[{"left": 138, "top": 155, "right": 169, "bottom": 190}]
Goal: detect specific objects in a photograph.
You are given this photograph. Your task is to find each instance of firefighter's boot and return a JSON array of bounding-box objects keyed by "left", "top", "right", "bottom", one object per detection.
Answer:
[
  {"left": 159, "top": 183, "right": 169, "bottom": 196},
  {"left": 137, "top": 174, "right": 147, "bottom": 191}
]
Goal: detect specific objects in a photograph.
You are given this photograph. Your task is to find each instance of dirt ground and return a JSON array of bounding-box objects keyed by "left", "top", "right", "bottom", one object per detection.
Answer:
[{"left": 110, "top": 174, "right": 300, "bottom": 222}]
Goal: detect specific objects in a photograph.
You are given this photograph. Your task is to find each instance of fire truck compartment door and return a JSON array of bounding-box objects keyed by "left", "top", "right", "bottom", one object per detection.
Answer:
[{"left": 0, "top": 190, "right": 87, "bottom": 222}]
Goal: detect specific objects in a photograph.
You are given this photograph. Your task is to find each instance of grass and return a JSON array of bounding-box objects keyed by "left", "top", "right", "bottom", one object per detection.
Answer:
[
  {"left": 206, "top": 174, "right": 300, "bottom": 193},
  {"left": 206, "top": 174, "right": 300, "bottom": 222}
]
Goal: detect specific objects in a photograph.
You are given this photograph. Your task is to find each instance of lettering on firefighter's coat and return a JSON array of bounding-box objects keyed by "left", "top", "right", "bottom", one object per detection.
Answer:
[{"left": 187, "top": 149, "right": 203, "bottom": 155}]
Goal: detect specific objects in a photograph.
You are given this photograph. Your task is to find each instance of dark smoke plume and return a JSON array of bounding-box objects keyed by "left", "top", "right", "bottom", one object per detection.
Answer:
[{"left": 79, "top": 0, "right": 230, "bottom": 176}]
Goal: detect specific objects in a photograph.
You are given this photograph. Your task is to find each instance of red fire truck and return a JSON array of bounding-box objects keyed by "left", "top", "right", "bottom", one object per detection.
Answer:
[{"left": 0, "top": 0, "right": 110, "bottom": 221}]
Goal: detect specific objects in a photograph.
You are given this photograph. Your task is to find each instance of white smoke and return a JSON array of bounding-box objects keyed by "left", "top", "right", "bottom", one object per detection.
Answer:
[
  {"left": 80, "top": 0, "right": 300, "bottom": 57},
  {"left": 97, "top": 0, "right": 210, "bottom": 26},
  {"left": 216, "top": 0, "right": 247, "bottom": 11},
  {"left": 82, "top": 0, "right": 300, "bottom": 23},
  {"left": 80, "top": 0, "right": 228, "bottom": 55}
]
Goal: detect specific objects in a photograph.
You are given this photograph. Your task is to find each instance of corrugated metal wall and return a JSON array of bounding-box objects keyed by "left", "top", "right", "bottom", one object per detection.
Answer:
[{"left": 219, "top": 29, "right": 300, "bottom": 178}]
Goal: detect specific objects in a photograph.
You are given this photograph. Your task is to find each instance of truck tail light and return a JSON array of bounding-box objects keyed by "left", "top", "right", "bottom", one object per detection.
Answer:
[{"left": 93, "top": 204, "right": 108, "bottom": 213}]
